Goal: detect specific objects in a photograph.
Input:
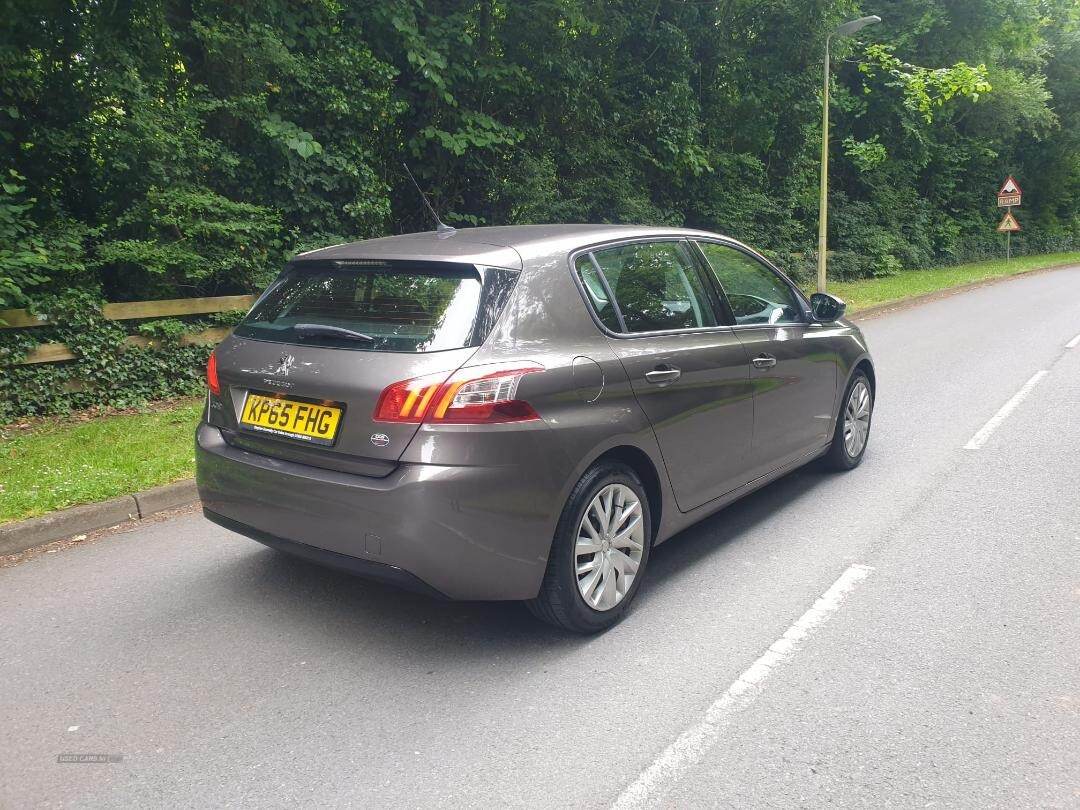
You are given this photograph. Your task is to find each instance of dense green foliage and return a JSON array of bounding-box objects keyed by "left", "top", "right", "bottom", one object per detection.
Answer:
[{"left": 1, "top": 0, "right": 1078, "bottom": 419}]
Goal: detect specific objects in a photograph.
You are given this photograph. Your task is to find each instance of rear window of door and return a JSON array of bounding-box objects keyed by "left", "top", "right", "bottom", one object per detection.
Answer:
[
  {"left": 234, "top": 262, "right": 518, "bottom": 352},
  {"left": 576, "top": 240, "right": 718, "bottom": 334},
  {"left": 573, "top": 254, "right": 623, "bottom": 332},
  {"left": 696, "top": 242, "right": 803, "bottom": 326}
]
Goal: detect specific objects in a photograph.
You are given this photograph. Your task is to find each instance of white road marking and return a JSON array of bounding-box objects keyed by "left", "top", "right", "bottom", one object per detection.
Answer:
[
  {"left": 963, "top": 370, "right": 1048, "bottom": 450},
  {"left": 611, "top": 564, "right": 874, "bottom": 810},
  {"left": 1067, "top": 333, "right": 1080, "bottom": 349}
]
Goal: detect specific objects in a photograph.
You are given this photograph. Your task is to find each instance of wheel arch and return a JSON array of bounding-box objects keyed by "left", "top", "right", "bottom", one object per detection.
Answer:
[
  {"left": 854, "top": 356, "right": 876, "bottom": 396},
  {"left": 586, "top": 445, "right": 664, "bottom": 542},
  {"left": 829, "top": 352, "right": 876, "bottom": 431}
]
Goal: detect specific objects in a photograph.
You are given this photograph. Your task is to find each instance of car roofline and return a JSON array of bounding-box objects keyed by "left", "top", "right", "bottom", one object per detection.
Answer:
[{"left": 292, "top": 224, "right": 747, "bottom": 268}]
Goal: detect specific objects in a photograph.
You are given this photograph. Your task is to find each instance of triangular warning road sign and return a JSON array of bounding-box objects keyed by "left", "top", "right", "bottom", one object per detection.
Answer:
[
  {"left": 997, "top": 211, "right": 1021, "bottom": 232},
  {"left": 998, "top": 175, "right": 1022, "bottom": 196}
]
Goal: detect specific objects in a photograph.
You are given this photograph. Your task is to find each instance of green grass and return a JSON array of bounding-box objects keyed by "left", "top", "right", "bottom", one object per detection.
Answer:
[
  {"left": 0, "top": 399, "right": 203, "bottom": 524},
  {"left": 2, "top": 251, "right": 1078, "bottom": 526},
  {"left": 820, "top": 251, "right": 1080, "bottom": 313}
]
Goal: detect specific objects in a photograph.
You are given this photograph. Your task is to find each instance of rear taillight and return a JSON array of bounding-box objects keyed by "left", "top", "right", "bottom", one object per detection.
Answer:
[
  {"left": 372, "top": 371, "right": 450, "bottom": 424},
  {"left": 373, "top": 364, "right": 543, "bottom": 424},
  {"left": 206, "top": 350, "right": 221, "bottom": 396},
  {"left": 433, "top": 365, "right": 544, "bottom": 423}
]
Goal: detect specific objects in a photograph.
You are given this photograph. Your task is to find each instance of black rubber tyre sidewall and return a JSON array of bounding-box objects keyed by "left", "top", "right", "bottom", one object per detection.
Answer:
[
  {"left": 526, "top": 462, "right": 652, "bottom": 634},
  {"left": 824, "top": 371, "right": 873, "bottom": 471}
]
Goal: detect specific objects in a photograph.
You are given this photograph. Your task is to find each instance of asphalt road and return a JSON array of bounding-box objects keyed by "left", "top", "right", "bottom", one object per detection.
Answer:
[{"left": 3, "top": 267, "right": 1079, "bottom": 809}]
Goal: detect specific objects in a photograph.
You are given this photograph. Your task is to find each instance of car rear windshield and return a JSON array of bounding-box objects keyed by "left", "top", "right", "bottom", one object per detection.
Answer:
[{"left": 234, "top": 261, "right": 518, "bottom": 353}]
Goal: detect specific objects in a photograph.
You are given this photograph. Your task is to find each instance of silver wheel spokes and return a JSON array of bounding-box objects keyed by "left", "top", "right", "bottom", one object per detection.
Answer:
[
  {"left": 575, "top": 484, "right": 645, "bottom": 611},
  {"left": 843, "top": 381, "right": 871, "bottom": 457}
]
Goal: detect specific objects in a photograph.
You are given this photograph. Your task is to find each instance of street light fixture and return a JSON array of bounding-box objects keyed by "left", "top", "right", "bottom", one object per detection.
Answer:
[{"left": 817, "top": 14, "right": 881, "bottom": 293}]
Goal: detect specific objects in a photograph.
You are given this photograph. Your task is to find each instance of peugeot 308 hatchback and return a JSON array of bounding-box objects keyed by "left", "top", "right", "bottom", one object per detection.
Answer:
[{"left": 196, "top": 225, "right": 875, "bottom": 632}]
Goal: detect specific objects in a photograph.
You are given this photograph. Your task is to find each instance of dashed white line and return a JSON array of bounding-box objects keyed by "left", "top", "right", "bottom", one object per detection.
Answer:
[
  {"left": 963, "top": 370, "right": 1048, "bottom": 450},
  {"left": 1067, "top": 333, "right": 1080, "bottom": 349},
  {"left": 611, "top": 564, "right": 874, "bottom": 810}
]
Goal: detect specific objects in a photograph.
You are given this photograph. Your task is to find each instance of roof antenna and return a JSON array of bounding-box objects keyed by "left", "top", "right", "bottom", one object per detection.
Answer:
[{"left": 402, "top": 162, "right": 456, "bottom": 237}]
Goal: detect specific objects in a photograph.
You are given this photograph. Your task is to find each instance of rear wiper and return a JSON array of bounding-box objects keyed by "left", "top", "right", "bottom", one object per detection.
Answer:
[{"left": 293, "top": 323, "right": 375, "bottom": 342}]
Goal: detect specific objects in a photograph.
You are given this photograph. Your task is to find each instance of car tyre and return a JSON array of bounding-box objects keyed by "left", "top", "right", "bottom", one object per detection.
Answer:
[
  {"left": 526, "top": 462, "right": 652, "bottom": 634},
  {"left": 824, "top": 370, "right": 873, "bottom": 471}
]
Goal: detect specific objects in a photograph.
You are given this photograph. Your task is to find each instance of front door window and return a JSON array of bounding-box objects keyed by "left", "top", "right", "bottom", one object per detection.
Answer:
[{"left": 696, "top": 242, "right": 802, "bottom": 326}]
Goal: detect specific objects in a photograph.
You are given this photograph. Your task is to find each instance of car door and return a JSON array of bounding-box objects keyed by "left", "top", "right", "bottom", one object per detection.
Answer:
[
  {"left": 694, "top": 240, "right": 838, "bottom": 477},
  {"left": 574, "top": 239, "right": 754, "bottom": 511}
]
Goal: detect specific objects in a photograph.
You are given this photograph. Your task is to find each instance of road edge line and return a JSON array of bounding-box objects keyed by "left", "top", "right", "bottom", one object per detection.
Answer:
[
  {"left": 611, "top": 563, "right": 874, "bottom": 810},
  {"left": 963, "top": 370, "right": 1048, "bottom": 451}
]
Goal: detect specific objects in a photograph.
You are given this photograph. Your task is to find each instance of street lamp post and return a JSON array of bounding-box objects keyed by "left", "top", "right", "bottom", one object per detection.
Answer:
[{"left": 817, "top": 15, "right": 881, "bottom": 293}]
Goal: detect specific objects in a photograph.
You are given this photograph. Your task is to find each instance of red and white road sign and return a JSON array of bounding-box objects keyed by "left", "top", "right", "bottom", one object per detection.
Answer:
[
  {"left": 997, "top": 175, "right": 1022, "bottom": 207},
  {"left": 997, "top": 211, "right": 1021, "bottom": 232}
]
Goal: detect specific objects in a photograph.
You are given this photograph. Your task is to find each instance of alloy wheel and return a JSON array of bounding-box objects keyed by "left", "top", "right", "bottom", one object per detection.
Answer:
[
  {"left": 843, "top": 380, "right": 872, "bottom": 458},
  {"left": 574, "top": 484, "right": 645, "bottom": 611}
]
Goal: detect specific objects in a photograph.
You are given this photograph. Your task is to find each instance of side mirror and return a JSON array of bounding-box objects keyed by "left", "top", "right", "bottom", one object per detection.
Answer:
[{"left": 810, "top": 292, "right": 846, "bottom": 322}]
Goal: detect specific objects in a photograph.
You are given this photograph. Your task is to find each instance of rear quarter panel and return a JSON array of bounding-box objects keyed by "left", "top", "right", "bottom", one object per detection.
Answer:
[{"left": 404, "top": 244, "right": 680, "bottom": 547}]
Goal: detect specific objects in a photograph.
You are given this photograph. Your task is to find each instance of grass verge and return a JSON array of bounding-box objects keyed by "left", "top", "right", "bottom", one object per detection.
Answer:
[
  {"left": 2, "top": 251, "right": 1078, "bottom": 526},
  {"left": 0, "top": 398, "right": 202, "bottom": 524},
  {"left": 822, "top": 251, "right": 1080, "bottom": 313}
]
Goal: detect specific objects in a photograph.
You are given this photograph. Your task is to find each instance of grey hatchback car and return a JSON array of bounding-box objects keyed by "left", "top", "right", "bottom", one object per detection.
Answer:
[{"left": 196, "top": 225, "right": 874, "bottom": 632}]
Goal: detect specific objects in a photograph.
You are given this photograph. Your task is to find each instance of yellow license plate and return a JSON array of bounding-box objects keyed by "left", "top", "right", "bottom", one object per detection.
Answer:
[{"left": 240, "top": 393, "right": 343, "bottom": 446}]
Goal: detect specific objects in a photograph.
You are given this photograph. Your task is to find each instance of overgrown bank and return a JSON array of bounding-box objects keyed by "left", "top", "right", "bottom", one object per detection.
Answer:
[
  {"left": 0, "top": 290, "right": 245, "bottom": 423},
  {"left": 3, "top": 2, "right": 1077, "bottom": 420},
  {"left": 826, "top": 252, "right": 1080, "bottom": 312},
  {"left": 2, "top": 0, "right": 1077, "bottom": 311}
]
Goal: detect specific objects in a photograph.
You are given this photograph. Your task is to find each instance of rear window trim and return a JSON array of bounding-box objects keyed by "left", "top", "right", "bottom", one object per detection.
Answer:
[{"left": 233, "top": 259, "right": 520, "bottom": 353}]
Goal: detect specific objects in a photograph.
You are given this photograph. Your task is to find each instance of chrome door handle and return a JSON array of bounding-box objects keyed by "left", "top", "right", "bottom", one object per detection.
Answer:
[
  {"left": 751, "top": 354, "right": 777, "bottom": 369},
  {"left": 645, "top": 366, "right": 682, "bottom": 385}
]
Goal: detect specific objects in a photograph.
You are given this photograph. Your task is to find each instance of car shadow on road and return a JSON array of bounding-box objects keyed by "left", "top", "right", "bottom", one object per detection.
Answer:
[
  {"left": 635, "top": 463, "right": 834, "bottom": 611},
  {"left": 207, "top": 461, "right": 835, "bottom": 657}
]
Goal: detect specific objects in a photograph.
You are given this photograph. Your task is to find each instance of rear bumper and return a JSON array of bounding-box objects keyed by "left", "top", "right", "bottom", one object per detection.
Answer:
[
  {"left": 202, "top": 510, "right": 448, "bottom": 599},
  {"left": 195, "top": 423, "right": 560, "bottom": 600}
]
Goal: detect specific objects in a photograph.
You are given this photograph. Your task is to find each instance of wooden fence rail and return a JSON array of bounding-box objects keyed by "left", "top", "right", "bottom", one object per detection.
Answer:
[
  {"left": 0, "top": 294, "right": 255, "bottom": 329},
  {"left": 2, "top": 294, "right": 255, "bottom": 366}
]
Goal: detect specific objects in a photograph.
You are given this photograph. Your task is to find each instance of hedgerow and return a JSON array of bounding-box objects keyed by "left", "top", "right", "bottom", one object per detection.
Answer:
[
  {"left": 0, "top": 1, "right": 1077, "bottom": 419},
  {"left": 0, "top": 290, "right": 221, "bottom": 422}
]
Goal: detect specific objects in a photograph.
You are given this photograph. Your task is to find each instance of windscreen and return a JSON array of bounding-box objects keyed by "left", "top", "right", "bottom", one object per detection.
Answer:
[{"left": 234, "top": 262, "right": 518, "bottom": 353}]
